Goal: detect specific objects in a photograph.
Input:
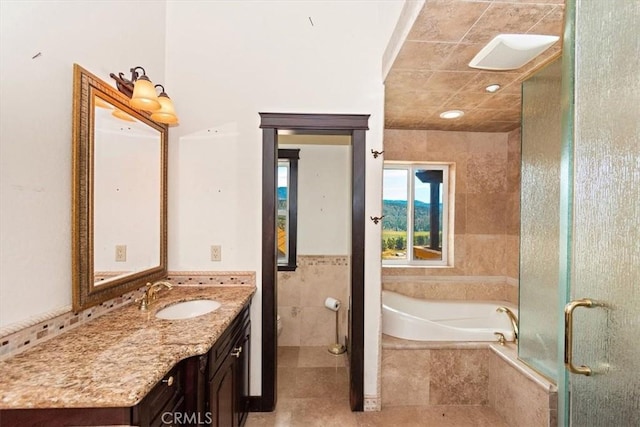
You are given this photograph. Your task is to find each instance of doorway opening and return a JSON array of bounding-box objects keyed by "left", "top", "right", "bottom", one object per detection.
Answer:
[{"left": 256, "top": 113, "right": 369, "bottom": 412}]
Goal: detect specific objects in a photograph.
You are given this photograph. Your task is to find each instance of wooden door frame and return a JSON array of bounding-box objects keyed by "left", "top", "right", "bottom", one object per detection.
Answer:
[{"left": 254, "top": 112, "right": 369, "bottom": 412}]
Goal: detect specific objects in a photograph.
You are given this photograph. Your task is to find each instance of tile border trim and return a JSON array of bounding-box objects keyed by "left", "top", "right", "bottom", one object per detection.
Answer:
[{"left": 0, "top": 271, "right": 255, "bottom": 360}]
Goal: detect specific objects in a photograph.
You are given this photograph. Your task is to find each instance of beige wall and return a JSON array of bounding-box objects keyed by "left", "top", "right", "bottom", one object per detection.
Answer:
[
  {"left": 277, "top": 256, "right": 349, "bottom": 347},
  {"left": 382, "top": 128, "right": 521, "bottom": 303}
]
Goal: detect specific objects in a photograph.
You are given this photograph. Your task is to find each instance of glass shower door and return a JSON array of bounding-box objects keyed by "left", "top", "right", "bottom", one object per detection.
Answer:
[
  {"left": 519, "top": 57, "right": 563, "bottom": 382},
  {"left": 559, "top": 0, "right": 640, "bottom": 425}
]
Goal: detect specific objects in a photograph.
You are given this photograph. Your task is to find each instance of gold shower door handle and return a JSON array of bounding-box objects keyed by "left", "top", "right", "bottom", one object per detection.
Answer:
[{"left": 564, "top": 298, "right": 595, "bottom": 376}]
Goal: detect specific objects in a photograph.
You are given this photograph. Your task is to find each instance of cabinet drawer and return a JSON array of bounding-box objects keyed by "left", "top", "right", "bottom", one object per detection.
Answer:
[{"left": 133, "top": 362, "right": 185, "bottom": 426}]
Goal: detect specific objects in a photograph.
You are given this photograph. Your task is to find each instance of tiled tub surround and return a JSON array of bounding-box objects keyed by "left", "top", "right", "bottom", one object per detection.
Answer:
[
  {"left": 0, "top": 283, "right": 255, "bottom": 409},
  {"left": 277, "top": 255, "right": 349, "bottom": 347},
  {"left": 489, "top": 344, "right": 558, "bottom": 427},
  {"left": 0, "top": 271, "right": 254, "bottom": 360},
  {"left": 381, "top": 337, "right": 557, "bottom": 427},
  {"left": 383, "top": 128, "right": 521, "bottom": 282},
  {"left": 383, "top": 275, "right": 518, "bottom": 306}
]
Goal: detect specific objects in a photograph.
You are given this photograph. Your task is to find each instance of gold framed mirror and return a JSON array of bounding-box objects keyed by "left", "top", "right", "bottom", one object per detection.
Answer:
[{"left": 72, "top": 64, "right": 167, "bottom": 311}]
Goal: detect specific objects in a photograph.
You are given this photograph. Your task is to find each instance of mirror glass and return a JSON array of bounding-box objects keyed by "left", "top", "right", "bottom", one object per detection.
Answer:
[
  {"left": 73, "top": 64, "right": 167, "bottom": 311},
  {"left": 93, "top": 98, "right": 161, "bottom": 285}
]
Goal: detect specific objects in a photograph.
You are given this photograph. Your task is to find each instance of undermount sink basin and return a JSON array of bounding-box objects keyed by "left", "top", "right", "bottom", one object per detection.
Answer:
[{"left": 155, "top": 299, "right": 221, "bottom": 320}]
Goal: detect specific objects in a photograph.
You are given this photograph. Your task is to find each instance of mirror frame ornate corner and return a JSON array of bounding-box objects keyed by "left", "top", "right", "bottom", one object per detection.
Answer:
[{"left": 72, "top": 64, "right": 168, "bottom": 312}]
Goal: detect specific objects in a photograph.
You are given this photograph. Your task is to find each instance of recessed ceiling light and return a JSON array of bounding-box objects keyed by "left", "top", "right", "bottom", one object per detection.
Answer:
[
  {"left": 485, "top": 84, "right": 501, "bottom": 93},
  {"left": 439, "top": 110, "right": 464, "bottom": 119}
]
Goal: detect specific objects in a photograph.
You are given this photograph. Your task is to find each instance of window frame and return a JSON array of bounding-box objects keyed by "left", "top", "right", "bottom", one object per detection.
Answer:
[
  {"left": 382, "top": 162, "right": 450, "bottom": 267},
  {"left": 277, "top": 149, "right": 299, "bottom": 271}
]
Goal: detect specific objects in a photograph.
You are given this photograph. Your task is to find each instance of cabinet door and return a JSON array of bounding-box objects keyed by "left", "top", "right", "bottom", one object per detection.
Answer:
[
  {"left": 133, "top": 362, "right": 185, "bottom": 427},
  {"left": 234, "top": 328, "right": 250, "bottom": 427},
  {"left": 182, "top": 355, "right": 208, "bottom": 424},
  {"left": 208, "top": 354, "right": 235, "bottom": 427}
]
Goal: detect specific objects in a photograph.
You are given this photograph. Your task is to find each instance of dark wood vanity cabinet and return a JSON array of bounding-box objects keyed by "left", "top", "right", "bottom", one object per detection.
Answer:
[
  {"left": 0, "top": 304, "right": 251, "bottom": 427},
  {"left": 132, "top": 362, "right": 187, "bottom": 426},
  {"left": 206, "top": 304, "right": 251, "bottom": 427},
  {"left": 0, "top": 362, "right": 188, "bottom": 427}
]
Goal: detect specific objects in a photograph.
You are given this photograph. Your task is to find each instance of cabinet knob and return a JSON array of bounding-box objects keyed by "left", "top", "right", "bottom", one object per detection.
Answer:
[
  {"left": 231, "top": 346, "right": 242, "bottom": 358},
  {"left": 162, "top": 375, "right": 174, "bottom": 387}
]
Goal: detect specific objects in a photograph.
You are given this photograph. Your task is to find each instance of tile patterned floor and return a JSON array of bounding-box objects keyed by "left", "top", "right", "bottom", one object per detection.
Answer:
[{"left": 245, "top": 346, "right": 509, "bottom": 427}]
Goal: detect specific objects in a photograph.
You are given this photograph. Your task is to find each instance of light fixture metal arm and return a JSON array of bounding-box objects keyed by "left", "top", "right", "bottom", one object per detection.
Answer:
[
  {"left": 370, "top": 215, "right": 385, "bottom": 225},
  {"left": 110, "top": 66, "right": 150, "bottom": 98},
  {"left": 371, "top": 149, "right": 384, "bottom": 159}
]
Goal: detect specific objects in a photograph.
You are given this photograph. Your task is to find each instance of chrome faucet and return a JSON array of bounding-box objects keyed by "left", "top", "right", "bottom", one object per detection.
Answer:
[
  {"left": 136, "top": 281, "right": 173, "bottom": 311},
  {"left": 496, "top": 306, "right": 519, "bottom": 343}
]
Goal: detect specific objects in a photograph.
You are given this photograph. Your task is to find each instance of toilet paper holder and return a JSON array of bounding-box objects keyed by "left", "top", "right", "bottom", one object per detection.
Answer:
[{"left": 325, "top": 297, "right": 346, "bottom": 355}]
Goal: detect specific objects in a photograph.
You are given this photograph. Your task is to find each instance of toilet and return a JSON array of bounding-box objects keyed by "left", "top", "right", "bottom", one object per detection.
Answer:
[{"left": 277, "top": 314, "right": 283, "bottom": 337}]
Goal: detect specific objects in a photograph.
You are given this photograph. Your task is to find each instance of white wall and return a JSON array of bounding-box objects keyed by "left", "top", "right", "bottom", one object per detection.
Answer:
[
  {"left": 281, "top": 143, "right": 351, "bottom": 255},
  {"left": 165, "top": 0, "right": 402, "bottom": 397},
  {"left": 0, "top": 0, "right": 166, "bottom": 327},
  {"left": 0, "top": 0, "right": 404, "bottom": 404}
]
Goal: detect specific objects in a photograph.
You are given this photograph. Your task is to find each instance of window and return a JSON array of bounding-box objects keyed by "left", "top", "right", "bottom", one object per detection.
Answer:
[
  {"left": 277, "top": 149, "right": 299, "bottom": 271},
  {"left": 382, "top": 163, "right": 450, "bottom": 266}
]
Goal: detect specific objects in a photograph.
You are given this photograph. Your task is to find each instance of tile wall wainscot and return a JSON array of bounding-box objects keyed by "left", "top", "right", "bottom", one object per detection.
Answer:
[
  {"left": 383, "top": 128, "right": 521, "bottom": 300},
  {"left": 277, "top": 255, "right": 349, "bottom": 347},
  {"left": 489, "top": 344, "right": 558, "bottom": 427},
  {"left": 382, "top": 276, "right": 518, "bottom": 306},
  {"left": 0, "top": 271, "right": 255, "bottom": 360},
  {"left": 381, "top": 338, "right": 557, "bottom": 426}
]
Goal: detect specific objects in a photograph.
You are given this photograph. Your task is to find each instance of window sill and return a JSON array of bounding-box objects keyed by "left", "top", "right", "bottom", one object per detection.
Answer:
[{"left": 382, "top": 264, "right": 455, "bottom": 269}]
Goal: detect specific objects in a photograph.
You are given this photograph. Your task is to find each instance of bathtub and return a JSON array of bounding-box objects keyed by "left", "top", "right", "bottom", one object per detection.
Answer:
[{"left": 382, "top": 290, "right": 518, "bottom": 341}]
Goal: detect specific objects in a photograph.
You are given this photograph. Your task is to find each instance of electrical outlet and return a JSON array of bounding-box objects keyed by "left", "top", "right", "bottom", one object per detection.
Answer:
[
  {"left": 210, "top": 245, "right": 222, "bottom": 262},
  {"left": 115, "top": 245, "right": 127, "bottom": 262}
]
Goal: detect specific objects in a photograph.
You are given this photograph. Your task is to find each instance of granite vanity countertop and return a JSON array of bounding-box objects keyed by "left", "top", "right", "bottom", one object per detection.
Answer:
[{"left": 0, "top": 285, "right": 255, "bottom": 409}]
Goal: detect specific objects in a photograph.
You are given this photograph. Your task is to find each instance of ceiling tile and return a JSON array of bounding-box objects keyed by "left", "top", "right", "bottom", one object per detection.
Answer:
[
  {"left": 392, "top": 41, "right": 457, "bottom": 70},
  {"left": 473, "top": 108, "right": 521, "bottom": 122},
  {"left": 438, "top": 43, "right": 486, "bottom": 71},
  {"left": 528, "top": 5, "right": 565, "bottom": 35},
  {"left": 384, "top": 0, "right": 565, "bottom": 132},
  {"left": 407, "top": 0, "right": 490, "bottom": 43},
  {"left": 463, "top": 108, "right": 505, "bottom": 122},
  {"left": 499, "top": 0, "right": 563, "bottom": 4},
  {"left": 385, "top": 70, "right": 434, "bottom": 92},
  {"left": 385, "top": 91, "right": 452, "bottom": 112},
  {"left": 385, "top": 103, "right": 440, "bottom": 121},
  {"left": 490, "top": 122, "right": 521, "bottom": 132},
  {"left": 460, "top": 72, "right": 522, "bottom": 94},
  {"left": 441, "top": 92, "right": 491, "bottom": 109},
  {"left": 427, "top": 71, "right": 478, "bottom": 93},
  {"left": 477, "top": 93, "right": 522, "bottom": 110},
  {"left": 462, "top": 3, "right": 556, "bottom": 44}
]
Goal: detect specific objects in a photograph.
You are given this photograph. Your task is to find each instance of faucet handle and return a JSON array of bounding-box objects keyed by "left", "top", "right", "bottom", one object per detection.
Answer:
[
  {"left": 148, "top": 281, "right": 173, "bottom": 300},
  {"left": 494, "top": 332, "right": 506, "bottom": 345},
  {"left": 150, "top": 280, "right": 172, "bottom": 289},
  {"left": 136, "top": 281, "right": 172, "bottom": 310}
]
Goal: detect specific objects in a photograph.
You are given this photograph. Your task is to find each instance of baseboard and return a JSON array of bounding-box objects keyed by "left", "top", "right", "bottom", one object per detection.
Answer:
[{"left": 247, "top": 396, "right": 275, "bottom": 412}]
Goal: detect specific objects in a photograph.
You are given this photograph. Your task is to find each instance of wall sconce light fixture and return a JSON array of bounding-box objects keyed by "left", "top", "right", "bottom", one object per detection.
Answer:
[
  {"left": 150, "top": 85, "right": 178, "bottom": 125},
  {"left": 110, "top": 66, "right": 179, "bottom": 125}
]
